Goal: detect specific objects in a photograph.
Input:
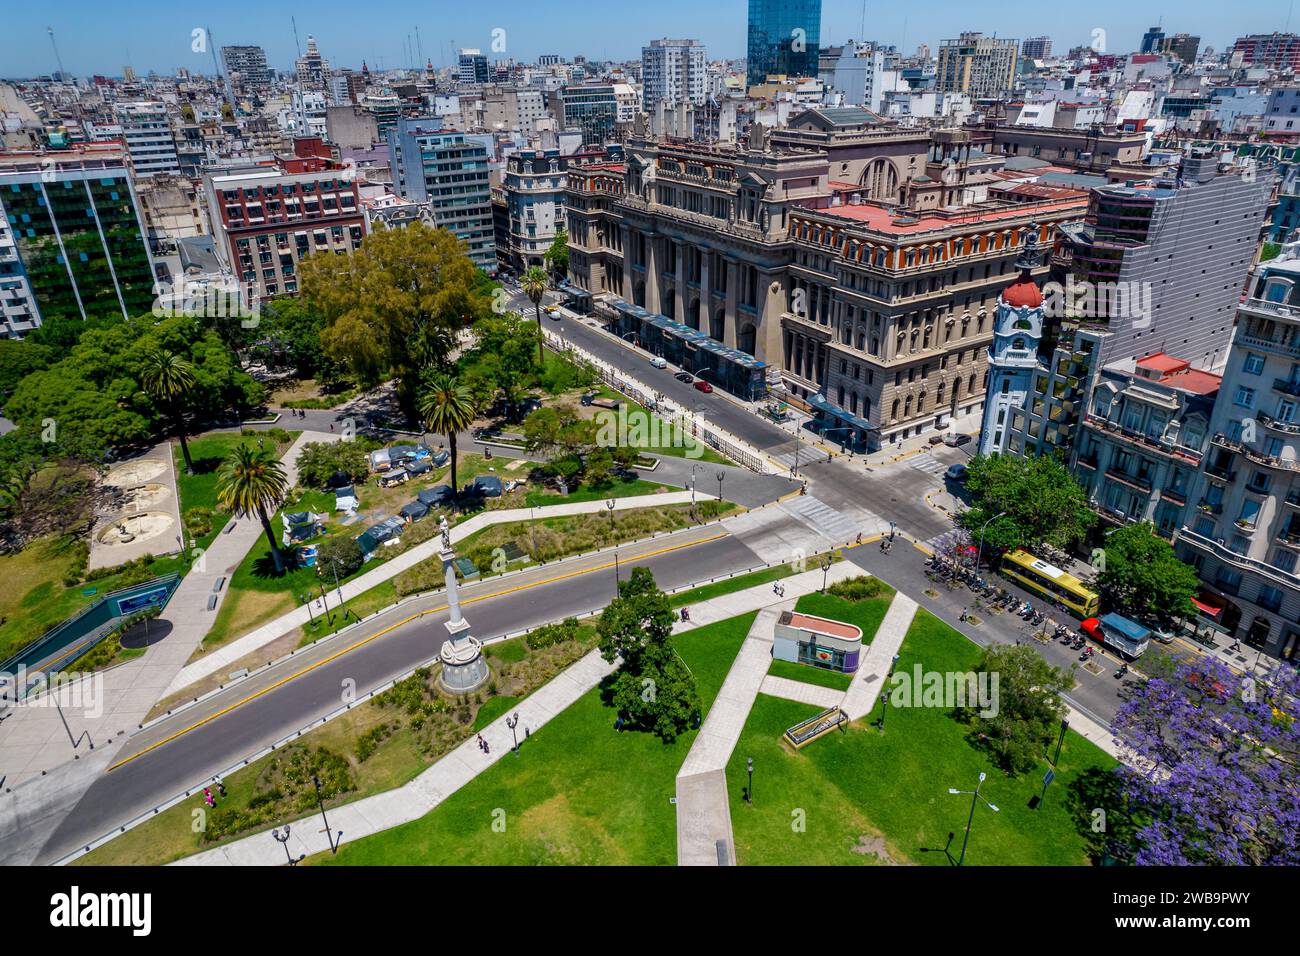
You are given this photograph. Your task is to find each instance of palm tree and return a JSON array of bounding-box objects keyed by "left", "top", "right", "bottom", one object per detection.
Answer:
[
  {"left": 216, "top": 444, "right": 289, "bottom": 574},
  {"left": 139, "top": 350, "right": 197, "bottom": 474},
  {"left": 418, "top": 373, "right": 476, "bottom": 497},
  {"left": 521, "top": 265, "right": 549, "bottom": 370}
]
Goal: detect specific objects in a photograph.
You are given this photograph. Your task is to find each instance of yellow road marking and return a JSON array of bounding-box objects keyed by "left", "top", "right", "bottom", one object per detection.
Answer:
[{"left": 108, "top": 531, "right": 728, "bottom": 771}]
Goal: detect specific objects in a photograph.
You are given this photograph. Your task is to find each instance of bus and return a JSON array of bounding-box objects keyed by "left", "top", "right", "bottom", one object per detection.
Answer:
[{"left": 999, "top": 549, "right": 1100, "bottom": 618}]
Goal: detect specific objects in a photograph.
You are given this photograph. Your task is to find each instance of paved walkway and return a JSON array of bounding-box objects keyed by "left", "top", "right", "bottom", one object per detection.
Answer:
[
  {"left": 759, "top": 674, "right": 844, "bottom": 708},
  {"left": 166, "top": 489, "right": 711, "bottom": 696},
  {"left": 674, "top": 562, "right": 862, "bottom": 866},
  {"left": 167, "top": 558, "right": 855, "bottom": 865},
  {"left": 840, "top": 594, "right": 919, "bottom": 721}
]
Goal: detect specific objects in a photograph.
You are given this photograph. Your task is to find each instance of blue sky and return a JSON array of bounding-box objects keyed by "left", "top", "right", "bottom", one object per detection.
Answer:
[{"left": 2, "top": 0, "right": 1296, "bottom": 78}]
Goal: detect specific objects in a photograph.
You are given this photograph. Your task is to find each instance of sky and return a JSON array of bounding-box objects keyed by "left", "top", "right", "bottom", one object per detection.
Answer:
[{"left": 2, "top": 0, "right": 1298, "bottom": 79}]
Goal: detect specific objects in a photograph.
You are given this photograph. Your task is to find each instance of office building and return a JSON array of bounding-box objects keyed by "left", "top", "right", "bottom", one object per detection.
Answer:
[
  {"left": 641, "top": 39, "right": 708, "bottom": 111},
  {"left": 746, "top": 0, "right": 822, "bottom": 87},
  {"left": 559, "top": 85, "right": 631, "bottom": 146},
  {"left": 1055, "top": 151, "right": 1272, "bottom": 372},
  {"left": 1231, "top": 32, "right": 1300, "bottom": 71},
  {"left": 936, "top": 33, "right": 1018, "bottom": 98},
  {"left": 1140, "top": 26, "right": 1165, "bottom": 54},
  {"left": 1021, "top": 37, "right": 1052, "bottom": 60},
  {"left": 386, "top": 118, "right": 495, "bottom": 270},
  {"left": 1161, "top": 34, "right": 1200, "bottom": 64},
  {"left": 295, "top": 35, "right": 330, "bottom": 88},
  {"left": 0, "top": 146, "right": 155, "bottom": 336},
  {"left": 458, "top": 49, "right": 489, "bottom": 86}
]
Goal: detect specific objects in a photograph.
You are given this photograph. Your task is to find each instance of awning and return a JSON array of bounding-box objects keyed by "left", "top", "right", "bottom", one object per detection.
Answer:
[
  {"left": 806, "top": 393, "right": 877, "bottom": 433},
  {"left": 1191, "top": 596, "right": 1224, "bottom": 617}
]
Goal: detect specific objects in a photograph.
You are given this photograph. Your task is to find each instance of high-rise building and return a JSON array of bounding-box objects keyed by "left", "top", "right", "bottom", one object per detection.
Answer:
[
  {"left": 1056, "top": 151, "right": 1272, "bottom": 372},
  {"left": 935, "top": 33, "right": 1018, "bottom": 98},
  {"left": 458, "top": 49, "right": 489, "bottom": 86},
  {"left": 1173, "top": 238, "right": 1300, "bottom": 663},
  {"left": 221, "top": 45, "right": 271, "bottom": 89},
  {"left": 386, "top": 118, "right": 495, "bottom": 271},
  {"left": 1140, "top": 25, "right": 1165, "bottom": 54},
  {"left": 1231, "top": 32, "right": 1300, "bottom": 71},
  {"left": 1161, "top": 33, "right": 1200, "bottom": 64},
  {"left": 559, "top": 85, "right": 629, "bottom": 146},
  {"left": 641, "top": 39, "right": 707, "bottom": 111},
  {"left": 746, "top": 0, "right": 822, "bottom": 87},
  {"left": 1021, "top": 36, "right": 1052, "bottom": 59},
  {"left": 0, "top": 145, "right": 155, "bottom": 336},
  {"left": 295, "top": 35, "right": 330, "bottom": 87},
  {"left": 827, "top": 41, "right": 901, "bottom": 112},
  {"left": 114, "top": 101, "right": 180, "bottom": 178}
]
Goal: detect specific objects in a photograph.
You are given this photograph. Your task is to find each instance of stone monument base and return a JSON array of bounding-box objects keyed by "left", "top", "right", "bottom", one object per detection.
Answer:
[{"left": 437, "top": 635, "right": 490, "bottom": 694}]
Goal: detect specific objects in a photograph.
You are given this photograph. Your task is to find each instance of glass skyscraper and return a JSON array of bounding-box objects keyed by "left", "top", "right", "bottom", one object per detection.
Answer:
[{"left": 746, "top": 0, "right": 822, "bottom": 87}]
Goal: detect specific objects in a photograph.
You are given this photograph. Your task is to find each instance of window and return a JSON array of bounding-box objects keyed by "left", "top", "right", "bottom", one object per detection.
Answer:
[
  {"left": 1234, "top": 386, "right": 1256, "bottom": 409},
  {"left": 1243, "top": 353, "right": 1265, "bottom": 376}
]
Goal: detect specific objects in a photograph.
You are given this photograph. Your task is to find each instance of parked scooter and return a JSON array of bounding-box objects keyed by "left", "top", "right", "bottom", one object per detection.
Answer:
[{"left": 1115, "top": 662, "right": 1129, "bottom": 679}]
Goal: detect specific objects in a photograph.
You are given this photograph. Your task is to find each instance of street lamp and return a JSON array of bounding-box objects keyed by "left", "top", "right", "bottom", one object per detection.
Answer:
[
  {"left": 878, "top": 654, "right": 901, "bottom": 733},
  {"left": 272, "top": 825, "right": 305, "bottom": 866},
  {"left": 507, "top": 712, "right": 520, "bottom": 754},
  {"left": 746, "top": 756, "right": 754, "bottom": 804},
  {"left": 300, "top": 592, "right": 315, "bottom": 626},
  {"left": 312, "top": 774, "right": 341, "bottom": 854},
  {"left": 947, "top": 771, "right": 1000, "bottom": 866},
  {"left": 1052, "top": 717, "right": 1069, "bottom": 767},
  {"left": 690, "top": 463, "right": 703, "bottom": 520},
  {"left": 820, "top": 556, "right": 831, "bottom": 592},
  {"left": 716, "top": 471, "right": 725, "bottom": 505},
  {"left": 976, "top": 511, "right": 1007, "bottom": 571}
]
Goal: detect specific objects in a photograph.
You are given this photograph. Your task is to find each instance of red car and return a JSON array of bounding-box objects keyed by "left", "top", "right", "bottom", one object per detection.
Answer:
[{"left": 693, "top": 380, "right": 714, "bottom": 393}]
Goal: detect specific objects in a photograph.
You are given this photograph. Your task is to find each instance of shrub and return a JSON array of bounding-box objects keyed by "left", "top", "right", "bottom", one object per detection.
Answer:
[
  {"left": 183, "top": 506, "right": 213, "bottom": 538},
  {"left": 828, "top": 575, "right": 892, "bottom": 602},
  {"left": 525, "top": 616, "right": 581, "bottom": 650},
  {"left": 316, "top": 534, "right": 364, "bottom": 578}
]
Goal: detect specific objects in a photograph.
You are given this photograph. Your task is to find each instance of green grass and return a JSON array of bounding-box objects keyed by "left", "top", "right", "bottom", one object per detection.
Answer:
[
  {"left": 767, "top": 658, "right": 854, "bottom": 691},
  {"left": 726, "top": 608, "right": 1117, "bottom": 866},
  {"left": 485, "top": 637, "right": 528, "bottom": 664},
  {"left": 473, "top": 695, "right": 521, "bottom": 731},
  {"left": 319, "top": 612, "right": 757, "bottom": 865},
  {"left": 522, "top": 474, "right": 672, "bottom": 508},
  {"left": 668, "top": 556, "right": 841, "bottom": 608},
  {"left": 794, "top": 590, "right": 894, "bottom": 645}
]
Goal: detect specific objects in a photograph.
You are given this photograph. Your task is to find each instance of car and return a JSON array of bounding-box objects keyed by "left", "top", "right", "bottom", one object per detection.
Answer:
[
  {"left": 944, "top": 463, "right": 968, "bottom": 482},
  {"left": 927, "top": 434, "right": 946, "bottom": 446},
  {"left": 649, "top": 356, "right": 668, "bottom": 369},
  {"left": 693, "top": 379, "right": 714, "bottom": 393},
  {"left": 674, "top": 371, "right": 694, "bottom": 383},
  {"left": 944, "top": 433, "right": 973, "bottom": 447},
  {"left": 548, "top": 310, "right": 562, "bottom": 321},
  {"left": 544, "top": 304, "right": 558, "bottom": 315}
]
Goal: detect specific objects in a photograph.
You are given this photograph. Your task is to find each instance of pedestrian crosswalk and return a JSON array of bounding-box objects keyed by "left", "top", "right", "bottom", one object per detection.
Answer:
[
  {"left": 923, "top": 528, "right": 973, "bottom": 557},
  {"left": 908, "top": 453, "right": 949, "bottom": 478},
  {"left": 780, "top": 495, "right": 865, "bottom": 544},
  {"left": 768, "top": 441, "right": 829, "bottom": 472}
]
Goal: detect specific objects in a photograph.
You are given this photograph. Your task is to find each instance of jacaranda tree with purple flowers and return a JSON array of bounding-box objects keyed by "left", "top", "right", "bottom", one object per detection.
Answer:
[{"left": 1111, "top": 655, "right": 1300, "bottom": 865}]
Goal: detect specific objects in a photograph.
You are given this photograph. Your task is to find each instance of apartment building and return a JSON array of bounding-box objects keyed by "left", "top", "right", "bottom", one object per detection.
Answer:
[
  {"left": 386, "top": 118, "right": 495, "bottom": 270},
  {"left": 641, "top": 39, "right": 707, "bottom": 112},
  {"left": 221, "top": 45, "right": 271, "bottom": 90},
  {"left": 1173, "top": 242, "right": 1300, "bottom": 662},
  {"left": 936, "top": 33, "right": 1018, "bottom": 99},
  {"left": 114, "top": 101, "right": 180, "bottom": 178},
  {"left": 502, "top": 144, "right": 621, "bottom": 273},
  {"left": 0, "top": 146, "right": 155, "bottom": 336},
  {"left": 203, "top": 150, "right": 365, "bottom": 301}
]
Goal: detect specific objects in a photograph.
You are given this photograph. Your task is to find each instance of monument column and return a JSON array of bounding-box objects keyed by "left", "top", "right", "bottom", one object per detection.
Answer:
[{"left": 434, "top": 517, "right": 490, "bottom": 694}]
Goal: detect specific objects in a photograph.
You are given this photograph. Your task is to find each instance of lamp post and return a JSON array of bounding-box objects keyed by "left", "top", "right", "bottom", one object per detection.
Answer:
[
  {"left": 328, "top": 558, "right": 343, "bottom": 634},
  {"left": 746, "top": 756, "right": 754, "bottom": 804},
  {"left": 1052, "top": 717, "right": 1069, "bottom": 767},
  {"left": 507, "top": 712, "right": 520, "bottom": 754},
  {"left": 312, "top": 774, "right": 341, "bottom": 854},
  {"left": 272, "top": 825, "right": 304, "bottom": 865},
  {"left": 716, "top": 470, "right": 725, "bottom": 505},
  {"left": 690, "top": 463, "right": 703, "bottom": 520},
  {"left": 317, "top": 578, "right": 334, "bottom": 627},
  {"left": 820, "top": 556, "right": 831, "bottom": 592},
  {"left": 878, "top": 653, "right": 901, "bottom": 733},
  {"left": 301, "top": 592, "right": 315, "bottom": 626},
  {"left": 947, "top": 771, "right": 1000, "bottom": 866},
  {"left": 976, "top": 511, "right": 1007, "bottom": 571}
]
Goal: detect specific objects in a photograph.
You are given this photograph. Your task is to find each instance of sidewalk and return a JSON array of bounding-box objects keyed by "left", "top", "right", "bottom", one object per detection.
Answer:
[
  {"left": 165, "top": 488, "right": 710, "bottom": 696},
  {"left": 167, "top": 557, "right": 861, "bottom": 865},
  {"left": 841, "top": 594, "right": 919, "bottom": 721}
]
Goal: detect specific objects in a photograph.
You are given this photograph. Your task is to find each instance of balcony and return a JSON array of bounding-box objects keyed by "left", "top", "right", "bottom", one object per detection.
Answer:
[
  {"left": 1084, "top": 415, "right": 1202, "bottom": 463},
  {"left": 1104, "top": 467, "right": 1153, "bottom": 492},
  {"left": 1196, "top": 498, "right": 1223, "bottom": 515},
  {"left": 1274, "top": 377, "right": 1300, "bottom": 397},
  {"left": 1076, "top": 452, "right": 1098, "bottom": 470},
  {"left": 1259, "top": 412, "right": 1300, "bottom": 436},
  {"left": 1204, "top": 461, "right": 1238, "bottom": 483},
  {"left": 1160, "top": 488, "right": 1187, "bottom": 506}
]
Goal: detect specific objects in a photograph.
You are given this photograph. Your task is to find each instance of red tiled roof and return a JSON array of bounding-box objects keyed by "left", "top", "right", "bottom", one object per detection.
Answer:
[
  {"left": 1159, "top": 368, "right": 1221, "bottom": 396},
  {"left": 811, "top": 194, "right": 1088, "bottom": 234},
  {"left": 1136, "top": 352, "right": 1187, "bottom": 373}
]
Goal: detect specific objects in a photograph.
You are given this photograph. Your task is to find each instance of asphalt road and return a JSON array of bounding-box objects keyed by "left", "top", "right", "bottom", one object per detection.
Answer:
[{"left": 37, "top": 526, "right": 762, "bottom": 863}]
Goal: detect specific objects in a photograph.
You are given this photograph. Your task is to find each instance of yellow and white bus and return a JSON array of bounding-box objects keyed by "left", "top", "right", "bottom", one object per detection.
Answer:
[{"left": 999, "top": 549, "right": 1100, "bottom": 618}]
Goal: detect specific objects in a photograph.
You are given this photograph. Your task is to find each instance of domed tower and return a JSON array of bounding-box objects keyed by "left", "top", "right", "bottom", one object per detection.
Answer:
[{"left": 977, "top": 223, "right": 1047, "bottom": 457}]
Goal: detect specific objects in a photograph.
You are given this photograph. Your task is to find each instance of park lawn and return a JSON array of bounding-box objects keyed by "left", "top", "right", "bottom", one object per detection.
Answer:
[
  {"left": 767, "top": 658, "right": 854, "bottom": 691},
  {"left": 593, "top": 384, "right": 730, "bottom": 466},
  {"left": 522, "top": 474, "right": 671, "bottom": 508},
  {"left": 794, "top": 589, "right": 894, "bottom": 644},
  {"left": 726, "top": 609, "right": 1117, "bottom": 866},
  {"left": 473, "top": 695, "right": 521, "bottom": 731},
  {"left": 318, "top": 612, "right": 757, "bottom": 865},
  {"left": 175, "top": 430, "right": 299, "bottom": 520}
]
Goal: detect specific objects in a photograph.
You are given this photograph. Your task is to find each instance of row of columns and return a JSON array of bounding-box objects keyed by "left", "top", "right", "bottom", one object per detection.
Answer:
[{"left": 619, "top": 226, "right": 743, "bottom": 350}]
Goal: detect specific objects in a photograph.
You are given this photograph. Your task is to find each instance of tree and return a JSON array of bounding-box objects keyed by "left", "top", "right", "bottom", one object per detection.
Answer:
[
  {"left": 543, "top": 229, "right": 569, "bottom": 279},
  {"left": 1112, "top": 657, "right": 1300, "bottom": 865},
  {"left": 1095, "top": 523, "right": 1198, "bottom": 627},
  {"left": 295, "top": 441, "right": 370, "bottom": 489},
  {"left": 0, "top": 339, "right": 53, "bottom": 402},
  {"left": 301, "top": 223, "right": 490, "bottom": 413},
  {"left": 139, "top": 349, "right": 198, "bottom": 474},
  {"left": 955, "top": 644, "right": 1072, "bottom": 775},
  {"left": 597, "top": 567, "right": 701, "bottom": 742},
  {"left": 255, "top": 296, "right": 341, "bottom": 383},
  {"left": 521, "top": 265, "right": 549, "bottom": 369},
  {"left": 417, "top": 373, "right": 476, "bottom": 495},
  {"left": 957, "top": 453, "right": 1096, "bottom": 558},
  {"left": 216, "top": 444, "right": 289, "bottom": 574},
  {"left": 316, "top": 534, "right": 364, "bottom": 578}
]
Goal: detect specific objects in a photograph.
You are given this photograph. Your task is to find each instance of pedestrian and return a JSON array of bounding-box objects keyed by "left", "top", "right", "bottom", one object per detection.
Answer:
[
  {"left": 959, "top": 608, "right": 968, "bottom": 622},
  {"left": 329, "top": 423, "right": 334, "bottom": 432},
  {"left": 856, "top": 532, "right": 862, "bottom": 545},
  {"left": 216, "top": 780, "right": 226, "bottom": 798},
  {"left": 483, "top": 739, "right": 490, "bottom": 754}
]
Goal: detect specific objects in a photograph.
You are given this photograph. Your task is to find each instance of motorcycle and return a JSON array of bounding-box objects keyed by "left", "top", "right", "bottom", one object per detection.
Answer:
[{"left": 1115, "top": 662, "right": 1129, "bottom": 679}]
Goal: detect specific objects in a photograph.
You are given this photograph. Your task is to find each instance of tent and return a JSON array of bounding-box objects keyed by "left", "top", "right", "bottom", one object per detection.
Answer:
[
  {"left": 335, "top": 485, "right": 360, "bottom": 512},
  {"left": 471, "top": 474, "right": 503, "bottom": 497},
  {"left": 400, "top": 500, "right": 430, "bottom": 521},
  {"left": 417, "top": 485, "right": 453, "bottom": 506}
]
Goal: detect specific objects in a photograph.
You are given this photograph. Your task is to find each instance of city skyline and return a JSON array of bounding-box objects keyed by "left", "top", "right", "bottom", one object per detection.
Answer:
[{"left": 3, "top": 0, "right": 1297, "bottom": 79}]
